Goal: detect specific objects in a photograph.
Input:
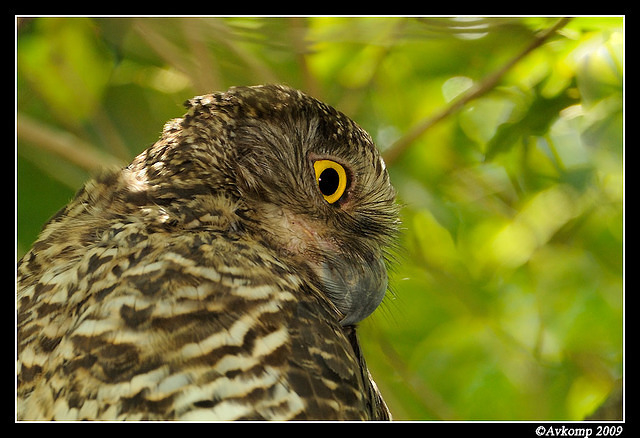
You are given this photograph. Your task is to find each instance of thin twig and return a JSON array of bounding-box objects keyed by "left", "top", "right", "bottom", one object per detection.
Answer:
[
  {"left": 17, "top": 112, "right": 124, "bottom": 172},
  {"left": 134, "top": 19, "right": 197, "bottom": 84},
  {"left": 287, "top": 17, "right": 321, "bottom": 99},
  {"left": 182, "top": 18, "right": 223, "bottom": 94},
  {"left": 374, "top": 325, "right": 458, "bottom": 420},
  {"left": 382, "top": 17, "right": 573, "bottom": 166}
]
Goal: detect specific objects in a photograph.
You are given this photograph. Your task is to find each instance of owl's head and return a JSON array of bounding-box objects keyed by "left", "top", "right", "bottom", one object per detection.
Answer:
[{"left": 132, "top": 85, "right": 399, "bottom": 326}]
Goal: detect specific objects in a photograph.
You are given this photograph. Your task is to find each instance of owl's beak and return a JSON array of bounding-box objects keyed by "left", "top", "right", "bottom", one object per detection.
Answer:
[{"left": 312, "top": 252, "right": 388, "bottom": 327}]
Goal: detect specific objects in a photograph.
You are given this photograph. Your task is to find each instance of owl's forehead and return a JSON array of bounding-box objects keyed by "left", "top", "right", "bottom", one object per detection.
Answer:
[
  {"left": 229, "top": 86, "right": 375, "bottom": 141},
  {"left": 185, "top": 85, "right": 385, "bottom": 173},
  {"left": 229, "top": 86, "right": 354, "bottom": 129}
]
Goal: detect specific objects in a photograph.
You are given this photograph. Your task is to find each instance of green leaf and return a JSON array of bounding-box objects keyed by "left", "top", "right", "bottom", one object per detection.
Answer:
[
  {"left": 18, "top": 18, "right": 113, "bottom": 126},
  {"left": 485, "top": 82, "right": 580, "bottom": 160}
]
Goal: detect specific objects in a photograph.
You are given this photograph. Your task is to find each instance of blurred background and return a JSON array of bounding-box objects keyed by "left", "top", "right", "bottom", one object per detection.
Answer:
[{"left": 16, "top": 16, "right": 623, "bottom": 421}]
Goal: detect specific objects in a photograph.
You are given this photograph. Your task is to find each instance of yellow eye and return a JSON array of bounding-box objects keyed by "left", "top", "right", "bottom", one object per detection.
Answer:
[{"left": 313, "top": 160, "right": 347, "bottom": 204}]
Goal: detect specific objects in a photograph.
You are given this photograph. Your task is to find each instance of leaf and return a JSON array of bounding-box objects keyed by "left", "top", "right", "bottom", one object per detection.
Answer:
[
  {"left": 484, "top": 81, "right": 581, "bottom": 160},
  {"left": 18, "top": 18, "right": 113, "bottom": 126}
]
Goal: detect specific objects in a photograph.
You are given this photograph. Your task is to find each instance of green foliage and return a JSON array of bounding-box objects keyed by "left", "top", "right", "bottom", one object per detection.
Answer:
[{"left": 17, "top": 16, "right": 623, "bottom": 420}]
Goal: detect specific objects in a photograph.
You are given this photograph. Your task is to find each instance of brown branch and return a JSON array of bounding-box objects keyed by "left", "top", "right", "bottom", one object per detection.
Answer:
[
  {"left": 382, "top": 17, "right": 573, "bottom": 166},
  {"left": 17, "top": 112, "right": 125, "bottom": 172}
]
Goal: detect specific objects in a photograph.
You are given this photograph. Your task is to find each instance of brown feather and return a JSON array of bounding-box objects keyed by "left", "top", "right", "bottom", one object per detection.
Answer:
[{"left": 17, "top": 85, "right": 398, "bottom": 420}]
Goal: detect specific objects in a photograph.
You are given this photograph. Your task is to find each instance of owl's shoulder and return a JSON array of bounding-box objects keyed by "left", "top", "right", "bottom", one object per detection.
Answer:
[{"left": 18, "top": 202, "right": 366, "bottom": 420}]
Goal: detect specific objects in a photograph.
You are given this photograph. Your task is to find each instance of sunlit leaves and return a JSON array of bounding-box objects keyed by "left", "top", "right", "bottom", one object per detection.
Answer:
[
  {"left": 18, "top": 18, "right": 113, "bottom": 126},
  {"left": 17, "top": 16, "right": 623, "bottom": 421}
]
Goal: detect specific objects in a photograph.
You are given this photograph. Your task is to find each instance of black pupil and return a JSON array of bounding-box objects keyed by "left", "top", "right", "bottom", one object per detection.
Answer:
[{"left": 318, "top": 168, "right": 340, "bottom": 196}]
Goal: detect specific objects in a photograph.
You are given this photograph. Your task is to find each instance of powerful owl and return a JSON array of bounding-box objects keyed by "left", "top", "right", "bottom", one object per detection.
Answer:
[{"left": 17, "top": 84, "right": 399, "bottom": 421}]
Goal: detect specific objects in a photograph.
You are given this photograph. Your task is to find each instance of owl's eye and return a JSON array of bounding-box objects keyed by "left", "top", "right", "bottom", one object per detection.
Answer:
[{"left": 313, "top": 160, "right": 347, "bottom": 204}]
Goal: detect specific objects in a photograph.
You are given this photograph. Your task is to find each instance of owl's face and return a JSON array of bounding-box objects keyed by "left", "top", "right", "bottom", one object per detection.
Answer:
[{"left": 137, "top": 85, "right": 399, "bottom": 326}]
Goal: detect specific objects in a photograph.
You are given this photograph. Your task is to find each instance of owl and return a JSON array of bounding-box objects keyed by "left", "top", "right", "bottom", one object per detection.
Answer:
[{"left": 17, "top": 84, "right": 399, "bottom": 421}]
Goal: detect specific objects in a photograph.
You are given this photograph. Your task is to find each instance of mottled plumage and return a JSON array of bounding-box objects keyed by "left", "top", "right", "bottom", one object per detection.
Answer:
[{"left": 17, "top": 85, "right": 399, "bottom": 421}]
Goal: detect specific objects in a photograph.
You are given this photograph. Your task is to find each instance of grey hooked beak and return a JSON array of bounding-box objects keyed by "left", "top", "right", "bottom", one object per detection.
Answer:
[{"left": 313, "top": 253, "right": 388, "bottom": 326}]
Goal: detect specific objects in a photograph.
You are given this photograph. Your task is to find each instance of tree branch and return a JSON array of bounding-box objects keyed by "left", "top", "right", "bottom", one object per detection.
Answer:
[
  {"left": 17, "top": 112, "right": 124, "bottom": 172},
  {"left": 382, "top": 17, "right": 573, "bottom": 166}
]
